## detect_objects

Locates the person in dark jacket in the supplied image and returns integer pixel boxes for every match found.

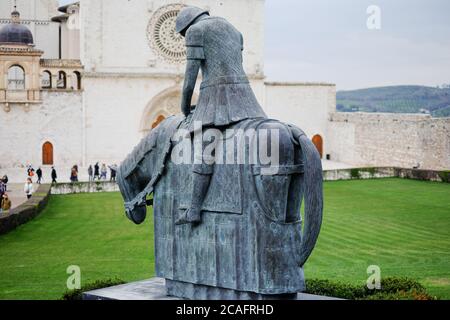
[1,175,7,191]
[36,167,43,184]
[109,165,117,182]
[51,167,57,184]
[94,163,100,181]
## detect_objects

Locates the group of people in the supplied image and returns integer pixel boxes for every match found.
[0,175,11,214]
[26,165,58,185]
[70,163,118,182]
[24,163,117,184]
[87,163,117,182]
[0,163,118,215]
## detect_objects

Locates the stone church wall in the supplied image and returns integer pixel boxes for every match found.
[264,82,336,157]
[0,91,83,171]
[80,0,264,77]
[328,112,450,170]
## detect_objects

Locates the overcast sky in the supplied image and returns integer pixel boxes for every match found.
[59,0,450,90]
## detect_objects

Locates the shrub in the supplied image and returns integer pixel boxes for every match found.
[438,171,450,183]
[61,278,125,300]
[350,169,360,179]
[363,290,435,300]
[305,279,366,299]
[305,277,436,300]
[375,276,426,294]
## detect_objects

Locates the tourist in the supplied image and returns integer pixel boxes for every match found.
[2,175,8,191]
[36,167,43,184]
[51,167,57,184]
[0,193,12,214]
[70,166,78,183]
[101,164,107,180]
[88,165,94,182]
[94,163,100,180]
[109,165,117,182]
[27,165,35,182]
[24,178,34,199]
[0,179,6,204]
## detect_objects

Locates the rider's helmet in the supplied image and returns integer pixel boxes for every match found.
[175,6,209,34]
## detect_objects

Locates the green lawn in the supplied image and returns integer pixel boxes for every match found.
[0,178,449,300]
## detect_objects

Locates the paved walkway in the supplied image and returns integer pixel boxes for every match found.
[3,183,28,210]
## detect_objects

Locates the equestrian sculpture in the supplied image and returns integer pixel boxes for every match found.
[117,6,323,300]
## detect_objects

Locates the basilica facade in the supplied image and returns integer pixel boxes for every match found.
[0,0,448,182]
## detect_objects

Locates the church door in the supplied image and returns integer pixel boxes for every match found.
[312,135,323,159]
[42,142,54,165]
[152,115,166,129]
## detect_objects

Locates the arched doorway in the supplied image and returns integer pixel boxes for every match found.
[312,135,323,159]
[152,115,166,129]
[140,87,198,134]
[42,141,54,165]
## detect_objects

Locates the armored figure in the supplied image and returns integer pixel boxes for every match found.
[175,6,267,224]
[117,6,323,300]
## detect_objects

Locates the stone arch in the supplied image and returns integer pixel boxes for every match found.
[140,86,198,134]
[312,134,323,159]
[7,64,25,90]
[57,71,67,89]
[41,70,52,89]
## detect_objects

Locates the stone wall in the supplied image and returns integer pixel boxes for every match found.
[0,184,51,235]
[264,82,336,157]
[328,112,450,170]
[0,91,83,172]
[51,181,119,195]
[80,0,265,77]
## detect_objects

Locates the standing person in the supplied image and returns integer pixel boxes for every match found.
[24,178,34,200]
[0,179,6,204]
[2,175,8,191]
[1,193,12,214]
[27,165,35,182]
[51,167,57,184]
[94,163,100,181]
[109,165,117,182]
[70,166,78,183]
[101,164,107,180]
[88,165,94,182]
[36,167,43,184]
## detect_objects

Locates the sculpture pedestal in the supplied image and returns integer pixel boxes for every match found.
[82,278,341,300]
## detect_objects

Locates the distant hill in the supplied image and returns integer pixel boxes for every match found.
[336,85,450,117]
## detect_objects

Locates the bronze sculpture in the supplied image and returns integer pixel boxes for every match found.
[117,6,323,300]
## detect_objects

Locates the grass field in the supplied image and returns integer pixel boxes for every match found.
[0,178,449,300]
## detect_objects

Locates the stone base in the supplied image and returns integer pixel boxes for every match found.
[166,279,297,300]
[82,278,341,300]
